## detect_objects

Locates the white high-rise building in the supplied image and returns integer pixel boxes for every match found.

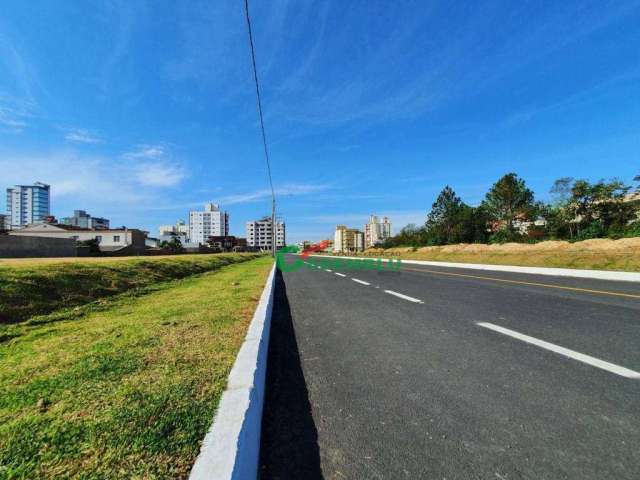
[189,204,229,245]
[246,217,285,250]
[6,182,50,229]
[364,215,391,248]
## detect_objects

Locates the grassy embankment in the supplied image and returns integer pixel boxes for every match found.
[332,237,640,272]
[0,254,273,479]
[0,253,263,323]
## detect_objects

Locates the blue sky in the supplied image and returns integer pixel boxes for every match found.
[1,0,639,243]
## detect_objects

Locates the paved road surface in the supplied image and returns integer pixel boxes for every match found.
[260,255,640,479]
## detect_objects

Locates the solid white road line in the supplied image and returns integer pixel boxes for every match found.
[477,322,640,379]
[384,290,424,304]
[335,272,347,277]
[325,269,333,272]
[352,278,371,286]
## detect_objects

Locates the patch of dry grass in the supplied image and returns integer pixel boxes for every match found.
[355,238,640,271]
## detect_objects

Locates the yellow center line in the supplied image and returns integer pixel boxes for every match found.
[401,266,640,300]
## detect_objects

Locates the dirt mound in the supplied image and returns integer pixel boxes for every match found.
[377,238,640,255]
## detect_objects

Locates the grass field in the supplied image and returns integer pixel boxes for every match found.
[0,253,263,323]
[0,255,273,479]
[337,238,640,272]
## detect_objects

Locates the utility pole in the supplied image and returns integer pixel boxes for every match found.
[272,203,276,258]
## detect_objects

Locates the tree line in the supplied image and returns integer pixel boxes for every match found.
[383,173,640,247]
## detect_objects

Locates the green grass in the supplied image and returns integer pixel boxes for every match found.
[0,253,264,323]
[0,256,273,479]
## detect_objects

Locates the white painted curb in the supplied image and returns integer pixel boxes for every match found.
[309,254,640,283]
[189,262,276,480]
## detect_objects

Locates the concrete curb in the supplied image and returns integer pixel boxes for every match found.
[309,254,640,283]
[189,262,276,480]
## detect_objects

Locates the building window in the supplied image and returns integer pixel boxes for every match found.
[95,235,102,243]
[113,235,121,242]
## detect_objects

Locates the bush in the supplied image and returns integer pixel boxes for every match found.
[624,221,640,238]
[488,229,525,244]
[78,238,101,255]
[574,221,605,241]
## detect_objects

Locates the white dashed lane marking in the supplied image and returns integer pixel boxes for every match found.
[383,290,424,304]
[477,322,640,379]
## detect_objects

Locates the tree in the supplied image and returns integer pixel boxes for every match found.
[425,186,467,245]
[160,236,184,253]
[569,178,633,236]
[590,179,633,233]
[78,238,101,255]
[423,186,493,245]
[383,223,418,248]
[550,177,573,206]
[482,173,535,232]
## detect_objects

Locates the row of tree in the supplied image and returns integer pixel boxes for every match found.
[383,173,640,247]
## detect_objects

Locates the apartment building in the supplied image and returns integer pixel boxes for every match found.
[334,225,364,253]
[364,215,392,248]
[6,182,50,228]
[246,217,285,251]
[0,214,8,231]
[60,210,110,230]
[189,204,228,245]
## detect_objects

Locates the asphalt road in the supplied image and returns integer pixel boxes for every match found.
[260,255,640,479]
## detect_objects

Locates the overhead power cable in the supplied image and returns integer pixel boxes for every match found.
[243,0,277,257]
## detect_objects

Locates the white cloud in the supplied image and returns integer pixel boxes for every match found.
[219,183,329,205]
[0,151,142,206]
[0,95,34,134]
[135,163,186,187]
[120,143,187,187]
[123,144,167,160]
[0,148,189,217]
[64,128,103,144]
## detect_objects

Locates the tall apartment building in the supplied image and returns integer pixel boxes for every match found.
[189,203,228,245]
[334,225,364,253]
[246,217,285,250]
[60,210,110,230]
[364,215,392,248]
[6,182,50,228]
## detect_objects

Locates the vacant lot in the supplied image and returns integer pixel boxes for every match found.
[356,237,640,272]
[0,255,273,479]
[0,253,263,323]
